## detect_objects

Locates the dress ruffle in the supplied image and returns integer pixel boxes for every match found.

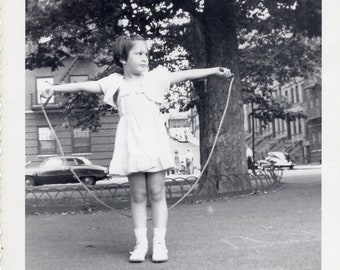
[109,154,174,176]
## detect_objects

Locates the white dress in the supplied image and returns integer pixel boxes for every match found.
[98,66,175,176]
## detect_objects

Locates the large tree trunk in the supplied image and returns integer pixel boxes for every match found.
[190,0,247,194]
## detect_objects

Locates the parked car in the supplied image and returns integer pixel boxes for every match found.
[168,127,189,142]
[257,152,295,170]
[25,156,108,186]
[176,134,188,143]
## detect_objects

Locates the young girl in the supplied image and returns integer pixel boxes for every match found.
[42,34,232,263]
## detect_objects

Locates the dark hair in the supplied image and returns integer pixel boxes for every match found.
[113,34,146,68]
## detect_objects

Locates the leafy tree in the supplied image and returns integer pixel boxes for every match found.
[26,0,321,192]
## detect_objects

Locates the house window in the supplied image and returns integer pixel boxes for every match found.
[295,85,300,103]
[298,117,302,134]
[290,88,295,104]
[292,119,297,135]
[309,90,314,108]
[302,87,306,102]
[315,131,320,147]
[312,132,317,145]
[38,127,56,155]
[36,77,55,104]
[72,128,91,153]
[315,96,320,107]
[43,158,63,167]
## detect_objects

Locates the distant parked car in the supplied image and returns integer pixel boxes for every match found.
[176,134,188,143]
[25,156,108,186]
[257,152,295,170]
[169,127,189,142]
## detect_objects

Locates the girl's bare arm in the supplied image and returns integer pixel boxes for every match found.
[169,67,232,85]
[42,81,102,98]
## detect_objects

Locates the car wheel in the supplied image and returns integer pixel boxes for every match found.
[25,177,35,186]
[82,176,96,185]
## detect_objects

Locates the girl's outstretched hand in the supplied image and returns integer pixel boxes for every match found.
[216,67,233,78]
[41,85,55,99]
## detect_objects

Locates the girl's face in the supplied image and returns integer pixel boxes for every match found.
[123,40,149,75]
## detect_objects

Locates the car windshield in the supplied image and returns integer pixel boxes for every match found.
[41,158,64,167]
[41,157,92,167]
[65,158,92,166]
[76,158,92,165]
[268,152,285,159]
[63,158,92,166]
[65,158,78,166]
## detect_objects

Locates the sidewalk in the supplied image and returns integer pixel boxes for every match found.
[26,180,321,270]
[294,164,322,170]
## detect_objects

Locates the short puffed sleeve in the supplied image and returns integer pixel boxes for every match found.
[98,73,124,108]
[144,66,171,105]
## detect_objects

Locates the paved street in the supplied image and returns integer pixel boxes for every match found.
[26,167,321,270]
[279,165,321,184]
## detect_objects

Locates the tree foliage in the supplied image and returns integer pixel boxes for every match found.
[26,0,320,129]
[237,0,321,123]
[26,0,321,176]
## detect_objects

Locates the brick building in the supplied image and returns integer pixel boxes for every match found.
[243,75,322,164]
[25,57,119,167]
[304,76,322,163]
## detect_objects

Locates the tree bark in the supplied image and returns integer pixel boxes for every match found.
[190,0,247,194]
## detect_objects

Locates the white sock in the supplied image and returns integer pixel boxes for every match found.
[134,228,148,246]
[153,228,166,244]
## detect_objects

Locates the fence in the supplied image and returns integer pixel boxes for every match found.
[25,170,283,214]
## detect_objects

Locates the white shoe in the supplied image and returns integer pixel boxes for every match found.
[152,241,168,263]
[129,244,148,263]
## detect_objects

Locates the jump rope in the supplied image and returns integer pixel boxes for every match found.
[40,68,234,218]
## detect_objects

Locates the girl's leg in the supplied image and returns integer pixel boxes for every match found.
[128,172,148,262]
[128,172,148,228]
[146,171,168,262]
[146,171,168,228]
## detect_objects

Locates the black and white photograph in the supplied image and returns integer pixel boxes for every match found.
[1,0,340,269]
